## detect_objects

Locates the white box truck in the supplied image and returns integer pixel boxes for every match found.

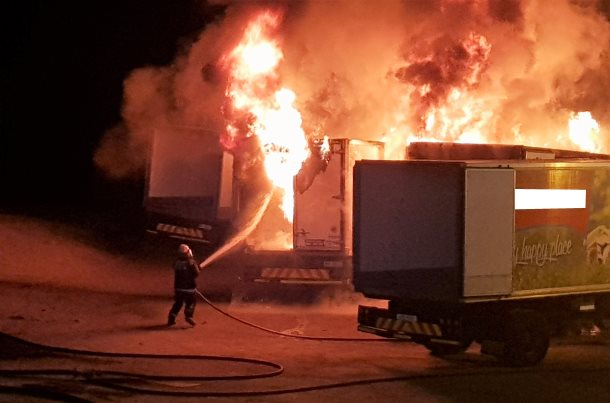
[354,156,610,366]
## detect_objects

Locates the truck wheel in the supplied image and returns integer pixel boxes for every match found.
[425,339,472,356]
[500,309,549,367]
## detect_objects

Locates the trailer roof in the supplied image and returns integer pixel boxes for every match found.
[359,158,610,169]
[407,141,610,161]
[463,159,610,169]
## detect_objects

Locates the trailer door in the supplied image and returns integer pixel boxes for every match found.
[463,168,514,297]
[293,140,344,251]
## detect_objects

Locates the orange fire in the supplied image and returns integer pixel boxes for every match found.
[419,88,494,145]
[392,30,607,155]
[220,11,607,226]
[104,1,610,262]
[568,112,602,154]
[223,11,309,222]
[391,32,495,149]
[419,32,493,145]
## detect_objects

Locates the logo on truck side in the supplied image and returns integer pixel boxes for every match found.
[584,225,610,265]
[514,234,573,267]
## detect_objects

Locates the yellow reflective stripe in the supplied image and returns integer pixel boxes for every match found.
[259,268,331,280]
[156,223,205,239]
[371,316,445,337]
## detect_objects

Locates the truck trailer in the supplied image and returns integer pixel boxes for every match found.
[144,125,383,297]
[144,125,234,248]
[242,137,383,280]
[354,156,610,366]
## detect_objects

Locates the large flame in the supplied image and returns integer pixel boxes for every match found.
[223,11,309,222]
[568,111,602,154]
[391,29,607,155]
[108,0,610,182]
[103,1,610,259]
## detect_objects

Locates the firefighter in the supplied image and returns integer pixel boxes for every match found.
[168,244,200,326]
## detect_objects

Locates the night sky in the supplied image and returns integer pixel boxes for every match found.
[1,1,223,211]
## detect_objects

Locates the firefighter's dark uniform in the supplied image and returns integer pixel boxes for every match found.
[168,255,200,326]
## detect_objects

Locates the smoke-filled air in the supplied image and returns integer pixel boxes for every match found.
[95,0,610,197]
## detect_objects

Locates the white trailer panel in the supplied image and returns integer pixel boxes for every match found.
[463,169,514,297]
[145,125,232,226]
[294,139,383,253]
[148,126,223,198]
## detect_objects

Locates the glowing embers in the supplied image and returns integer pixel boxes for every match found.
[515,189,586,210]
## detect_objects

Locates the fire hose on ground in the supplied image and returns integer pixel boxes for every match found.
[2,329,606,400]
[1,288,609,399]
[194,288,398,342]
[0,287,398,400]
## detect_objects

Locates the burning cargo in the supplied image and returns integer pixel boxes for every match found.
[354,153,610,366]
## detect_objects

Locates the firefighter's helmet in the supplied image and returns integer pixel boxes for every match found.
[178,244,193,258]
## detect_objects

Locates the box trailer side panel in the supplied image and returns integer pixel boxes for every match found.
[146,126,227,223]
[355,160,610,301]
[511,164,610,295]
[353,161,464,301]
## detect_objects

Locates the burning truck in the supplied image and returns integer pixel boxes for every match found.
[354,142,610,366]
[144,123,383,298]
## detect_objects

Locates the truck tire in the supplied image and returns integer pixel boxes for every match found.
[500,309,549,367]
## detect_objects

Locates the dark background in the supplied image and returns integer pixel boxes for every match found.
[1,1,224,218]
